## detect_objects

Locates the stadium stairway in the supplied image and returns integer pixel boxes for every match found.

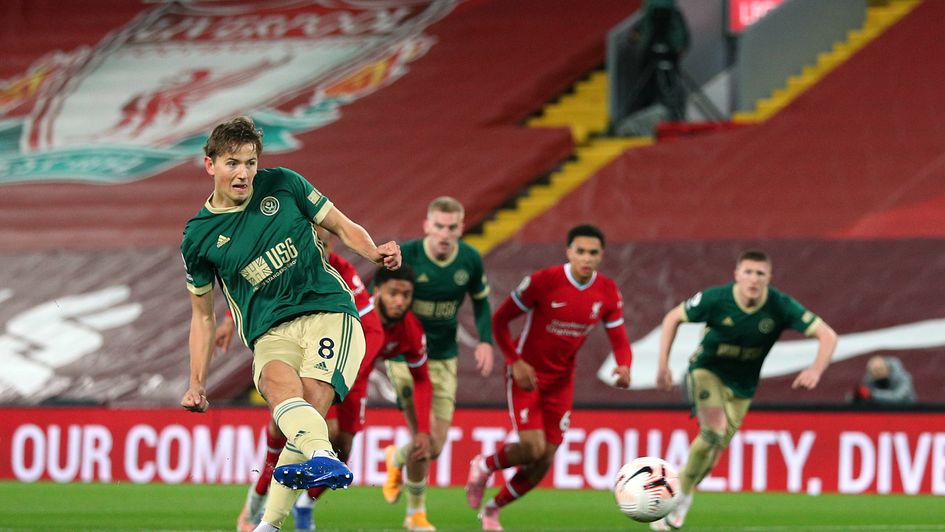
[463,0,921,256]
[0,0,648,406]
[247,70,651,405]
[465,71,652,254]
[0,0,642,250]
[474,0,945,406]
[530,70,609,146]
[735,0,921,124]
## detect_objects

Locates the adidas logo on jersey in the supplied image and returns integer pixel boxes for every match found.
[314,361,328,371]
[417,273,430,283]
[216,235,231,248]
[722,316,735,326]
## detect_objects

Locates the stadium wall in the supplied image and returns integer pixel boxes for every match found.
[4,407,945,495]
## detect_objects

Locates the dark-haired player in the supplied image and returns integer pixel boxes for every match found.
[465,224,634,531]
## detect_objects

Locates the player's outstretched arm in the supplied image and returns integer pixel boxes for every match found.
[320,206,401,269]
[792,321,838,390]
[656,305,685,391]
[181,291,215,413]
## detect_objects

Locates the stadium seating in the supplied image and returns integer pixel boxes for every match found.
[485,0,945,406]
[1,0,943,409]
[0,0,640,405]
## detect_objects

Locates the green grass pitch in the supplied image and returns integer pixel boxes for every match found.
[1,481,944,531]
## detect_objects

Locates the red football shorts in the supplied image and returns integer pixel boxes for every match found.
[505,368,575,445]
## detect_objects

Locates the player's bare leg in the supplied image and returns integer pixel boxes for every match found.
[428,414,450,458]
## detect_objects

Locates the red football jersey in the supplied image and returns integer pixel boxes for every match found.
[378,311,427,366]
[497,264,631,375]
[378,310,432,433]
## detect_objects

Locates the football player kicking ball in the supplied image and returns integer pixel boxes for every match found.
[465,224,633,531]
[179,116,400,532]
[236,264,433,531]
[649,249,837,530]
[234,232,385,531]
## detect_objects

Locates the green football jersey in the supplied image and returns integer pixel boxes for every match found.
[180,167,356,347]
[401,238,491,360]
[681,283,820,398]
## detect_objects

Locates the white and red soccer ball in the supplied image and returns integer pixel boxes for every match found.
[613,456,681,523]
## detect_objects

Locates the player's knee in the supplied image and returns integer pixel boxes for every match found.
[698,428,726,450]
[428,437,446,460]
[260,361,300,396]
[536,449,555,471]
[519,438,546,461]
[301,379,335,414]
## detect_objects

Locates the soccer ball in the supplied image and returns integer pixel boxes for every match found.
[613,456,680,523]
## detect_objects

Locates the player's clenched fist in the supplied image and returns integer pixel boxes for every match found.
[376,241,401,270]
[180,386,210,413]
